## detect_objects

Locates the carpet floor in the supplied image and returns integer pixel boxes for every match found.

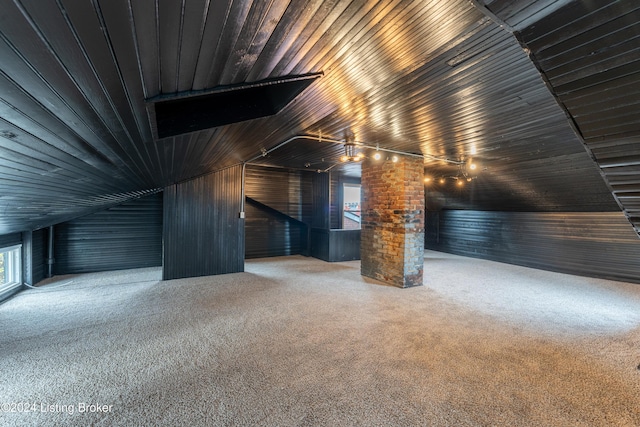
[1,250,639,426]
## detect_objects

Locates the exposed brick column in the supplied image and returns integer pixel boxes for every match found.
[361,155,424,288]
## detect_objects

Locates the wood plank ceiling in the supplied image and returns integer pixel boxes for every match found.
[0,0,637,235]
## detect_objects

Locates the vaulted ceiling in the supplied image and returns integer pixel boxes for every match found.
[0,0,638,236]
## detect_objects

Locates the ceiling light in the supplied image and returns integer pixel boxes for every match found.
[373,152,382,161]
[467,157,478,171]
[392,155,399,163]
[341,143,363,162]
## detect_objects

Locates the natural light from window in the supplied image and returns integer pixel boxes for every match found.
[343,184,361,230]
[0,245,21,297]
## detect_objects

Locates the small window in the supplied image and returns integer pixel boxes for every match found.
[0,244,21,298]
[342,184,361,229]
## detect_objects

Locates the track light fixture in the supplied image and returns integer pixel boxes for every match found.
[340,143,365,162]
[340,144,394,163]
[247,134,485,180]
[424,157,479,187]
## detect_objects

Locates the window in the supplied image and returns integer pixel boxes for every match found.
[342,184,361,229]
[0,245,21,298]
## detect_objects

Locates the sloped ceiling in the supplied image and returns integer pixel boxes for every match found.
[0,0,637,235]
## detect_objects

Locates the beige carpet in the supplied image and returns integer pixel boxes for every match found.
[1,250,639,426]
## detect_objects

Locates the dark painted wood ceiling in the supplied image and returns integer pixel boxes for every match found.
[0,0,638,235]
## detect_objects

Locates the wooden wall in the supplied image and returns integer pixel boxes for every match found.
[244,166,313,259]
[426,210,640,284]
[310,229,360,262]
[0,233,21,248]
[54,193,163,274]
[163,166,243,280]
[30,228,47,284]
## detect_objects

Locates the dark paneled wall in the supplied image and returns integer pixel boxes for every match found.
[245,198,308,258]
[0,233,21,248]
[164,166,243,280]
[312,173,330,229]
[244,166,313,259]
[310,229,360,262]
[54,193,163,274]
[31,228,47,284]
[426,210,640,284]
[245,166,313,222]
[330,172,341,229]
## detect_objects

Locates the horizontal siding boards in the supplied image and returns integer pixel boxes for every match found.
[329,230,360,261]
[244,165,313,258]
[310,228,360,262]
[54,193,163,275]
[426,210,640,284]
[245,203,305,259]
[163,165,243,280]
[244,166,313,221]
[515,1,640,234]
[0,233,21,248]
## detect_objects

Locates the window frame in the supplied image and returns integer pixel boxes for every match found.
[0,244,22,298]
[341,183,362,230]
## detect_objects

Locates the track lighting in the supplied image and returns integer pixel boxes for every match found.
[427,157,479,185]
[340,143,365,162]
[340,144,400,163]
[430,172,477,186]
[340,132,363,162]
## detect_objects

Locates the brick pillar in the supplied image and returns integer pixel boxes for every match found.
[361,155,424,288]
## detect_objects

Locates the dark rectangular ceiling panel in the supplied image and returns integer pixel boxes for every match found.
[152,74,321,138]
